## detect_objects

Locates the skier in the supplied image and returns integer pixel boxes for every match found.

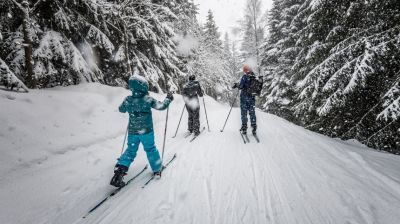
[110,74,174,188]
[232,64,260,135]
[182,75,204,136]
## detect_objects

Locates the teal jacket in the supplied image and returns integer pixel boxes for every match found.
[119,75,171,135]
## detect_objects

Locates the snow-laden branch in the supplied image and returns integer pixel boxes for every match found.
[0,58,29,92]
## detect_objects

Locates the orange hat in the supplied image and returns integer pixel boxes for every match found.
[243,64,252,74]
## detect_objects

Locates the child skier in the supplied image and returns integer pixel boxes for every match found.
[110,74,173,188]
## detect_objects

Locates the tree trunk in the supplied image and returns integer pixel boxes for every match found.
[122,22,132,74]
[21,1,35,88]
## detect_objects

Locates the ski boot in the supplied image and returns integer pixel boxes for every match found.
[153,165,165,180]
[153,170,162,179]
[251,124,257,135]
[110,165,128,187]
[193,130,200,137]
[240,124,247,135]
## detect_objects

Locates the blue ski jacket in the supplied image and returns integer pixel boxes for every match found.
[119,75,171,135]
[238,72,256,100]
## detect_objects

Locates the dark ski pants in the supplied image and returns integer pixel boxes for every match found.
[240,96,256,127]
[117,131,162,172]
[186,104,200,133]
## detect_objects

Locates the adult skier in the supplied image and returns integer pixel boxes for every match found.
[110,74,174,188]
[182,75,204,136]
[232,65,260,135]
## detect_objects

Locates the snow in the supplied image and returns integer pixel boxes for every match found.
[173,34,199,56]
[35,31,67,63]
[310,0,323,10]
[113,45,125,62]
[183,96,200,110]
[78,40,100,72]
[1,84,400,224]
[0,59,29,92]
[343,42,374,94]
[378,82,400,121]
[54,9,70,31]
[86,25,115,55]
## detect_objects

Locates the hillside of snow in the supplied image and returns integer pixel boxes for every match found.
[1,84,400,224]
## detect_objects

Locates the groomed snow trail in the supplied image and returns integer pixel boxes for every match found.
[1,84,400,224]
[77,93,400,224]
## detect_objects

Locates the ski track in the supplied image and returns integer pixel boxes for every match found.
[2,92,400,224]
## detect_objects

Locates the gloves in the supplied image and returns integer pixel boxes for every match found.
[166,92,174,101]
[232,83,239,89]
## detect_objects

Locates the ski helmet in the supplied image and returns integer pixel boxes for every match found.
[189,75,196,81]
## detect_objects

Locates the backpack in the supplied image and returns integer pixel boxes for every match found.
[248,75,263,95]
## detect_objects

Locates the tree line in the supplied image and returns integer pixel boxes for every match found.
[260,0,400,154]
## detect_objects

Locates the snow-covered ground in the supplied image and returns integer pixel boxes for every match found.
[1,84,400,224]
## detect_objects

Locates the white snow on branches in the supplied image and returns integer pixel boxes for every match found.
[86,25,115,55]
[0,59,29,92]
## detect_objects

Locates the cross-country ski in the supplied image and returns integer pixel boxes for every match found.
[189,127,206,142]
[83,165,148,218]
[142,153,177,188]
[252,133,260,143]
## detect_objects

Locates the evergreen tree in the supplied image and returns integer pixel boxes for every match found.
[0,0,193,92]
[223,33,241,82]
[260,0,304,119]
[260,0,400,153]
[203,10,222,52]
[240,0,267,73]
[188,10,234,102]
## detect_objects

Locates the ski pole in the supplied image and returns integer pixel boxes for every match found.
[220,90,240,132]
[202,97,210,132]
[172,104,186,138]
[120,123,129,156]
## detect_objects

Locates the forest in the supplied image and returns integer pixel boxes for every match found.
[1,0,399,154]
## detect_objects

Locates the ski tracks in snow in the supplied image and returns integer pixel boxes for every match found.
[47,100,400,224]
[81,106,400,224]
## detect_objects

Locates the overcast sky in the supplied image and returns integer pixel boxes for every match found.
[193,0,273,41]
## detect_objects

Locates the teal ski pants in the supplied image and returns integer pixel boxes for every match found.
[117,131,162,172]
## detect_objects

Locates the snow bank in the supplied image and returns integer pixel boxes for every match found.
[0,83,128,176]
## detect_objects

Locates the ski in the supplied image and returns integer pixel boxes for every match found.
[142,153,177,188]
[183,132,192,138]
[189,127,206,142]
[239,130,250,143]
[239,130,247,144]
[252,133,260,143]
[244,133,250,143]
[83,165,148,218]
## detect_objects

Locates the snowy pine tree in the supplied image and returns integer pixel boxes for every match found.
[260,0,304,119]
[0,0,195,92]
[261,0,400,153]
[239,0,268,73]
[186,10,235,102]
